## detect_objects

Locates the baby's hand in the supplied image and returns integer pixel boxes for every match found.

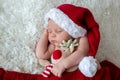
[43,28,48,36]
[96,60,101,70]
[51,61,66,77]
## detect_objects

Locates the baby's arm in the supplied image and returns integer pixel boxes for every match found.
[51,36,89,77]
[62,36,89,69]
[35,29,54,59]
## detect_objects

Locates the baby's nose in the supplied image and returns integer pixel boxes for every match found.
[50,32,56,37]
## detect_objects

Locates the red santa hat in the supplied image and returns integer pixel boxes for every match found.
[44,4,100,57]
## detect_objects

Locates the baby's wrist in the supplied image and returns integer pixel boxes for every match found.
[61,59,69,70]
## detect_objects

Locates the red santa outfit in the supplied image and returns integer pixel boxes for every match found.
[43,3,100,78]
[0,4,120,80]
[0,60,120,80]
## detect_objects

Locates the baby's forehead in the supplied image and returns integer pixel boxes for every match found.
[48,26,63,31]
[48,19,63,30]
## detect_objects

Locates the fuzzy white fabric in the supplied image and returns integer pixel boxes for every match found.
[44,8,87,38]
[78,56,97,77]
[0,0,120,74]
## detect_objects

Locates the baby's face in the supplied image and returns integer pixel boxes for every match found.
[47,19,72,47]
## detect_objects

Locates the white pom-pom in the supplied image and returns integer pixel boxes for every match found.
[78,56,97,77]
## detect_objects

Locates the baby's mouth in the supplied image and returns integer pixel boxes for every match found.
[50,40,57,44]
[50,40,59,46]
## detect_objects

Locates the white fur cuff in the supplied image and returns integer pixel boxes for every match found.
[44,8,87,38]
[78,56,97,77]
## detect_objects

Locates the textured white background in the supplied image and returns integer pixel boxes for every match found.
[0,0,120,73]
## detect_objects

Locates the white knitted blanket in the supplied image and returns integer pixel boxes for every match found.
[0,0,120,74]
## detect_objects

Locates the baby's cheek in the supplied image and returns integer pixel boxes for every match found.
[56,39,62,44]
[48,36,52,42]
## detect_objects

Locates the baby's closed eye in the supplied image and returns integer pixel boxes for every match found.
[56,29,63,33]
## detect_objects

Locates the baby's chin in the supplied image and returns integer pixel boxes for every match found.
[54,43,61,47]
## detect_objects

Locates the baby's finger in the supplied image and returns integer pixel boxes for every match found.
[51,69,55,74]
[57,73,61,77]
[51,71,56,76]
[51,69,58,77]
[45,28,48,32]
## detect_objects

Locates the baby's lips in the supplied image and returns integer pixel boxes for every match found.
[53,50,62,60]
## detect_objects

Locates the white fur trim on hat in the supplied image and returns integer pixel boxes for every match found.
[44,8,87,38]
[78,56,97,77]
